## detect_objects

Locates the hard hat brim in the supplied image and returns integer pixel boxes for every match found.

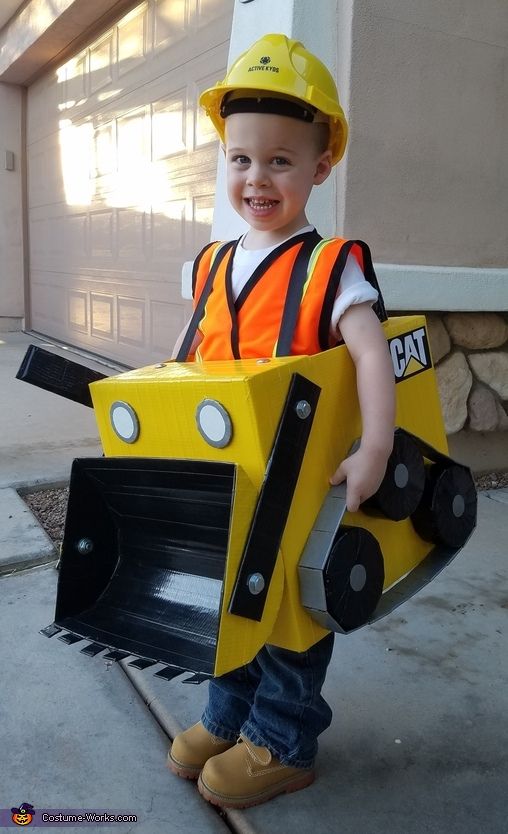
[200,84,348,165]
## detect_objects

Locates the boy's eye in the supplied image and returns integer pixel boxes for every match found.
[232,155,250,165]
[272,157,290,166]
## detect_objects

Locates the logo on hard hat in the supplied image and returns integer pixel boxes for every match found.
[248,56,279,73]
[388,327,431,382]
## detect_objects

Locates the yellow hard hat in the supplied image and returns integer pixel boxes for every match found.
[199,33,348,165]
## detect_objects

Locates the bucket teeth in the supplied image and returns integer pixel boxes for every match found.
[58,632,82,645]
[80,642,107,656]
[103,650,130,662]
[182,673,212,685]
[154,666,183,681]
[127,658,157,670]
[40,624,62,638]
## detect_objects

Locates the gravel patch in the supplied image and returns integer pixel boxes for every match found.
[20,470,508,545]
[474,471,508,491]
[23,487,69,546]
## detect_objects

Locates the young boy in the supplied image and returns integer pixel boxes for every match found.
[168,33,395,808]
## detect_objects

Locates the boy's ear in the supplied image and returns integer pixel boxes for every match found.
[314,150,333,185]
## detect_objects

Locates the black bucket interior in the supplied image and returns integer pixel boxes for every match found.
[55,457,235,674]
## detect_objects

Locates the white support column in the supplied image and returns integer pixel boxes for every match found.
[0,82,25,331]
[211,0,352,241]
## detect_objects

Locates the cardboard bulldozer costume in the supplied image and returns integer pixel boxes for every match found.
[18,315,477,680]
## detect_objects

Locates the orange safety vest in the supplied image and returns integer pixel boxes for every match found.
[176,231,385,362]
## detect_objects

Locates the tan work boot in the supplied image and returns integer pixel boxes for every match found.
[167,722,236,780]
[197,735,315,808]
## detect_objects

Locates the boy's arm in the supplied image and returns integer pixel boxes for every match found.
[330,302,395,512]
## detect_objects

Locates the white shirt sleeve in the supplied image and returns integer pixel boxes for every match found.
[330,253,378,336]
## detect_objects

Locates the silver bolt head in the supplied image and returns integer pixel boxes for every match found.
[76,537,94,555]
[295,400,312,419]
[247,573,265,595]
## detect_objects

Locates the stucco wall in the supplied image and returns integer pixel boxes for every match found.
[0,82,24,327]
[344,0,508,267]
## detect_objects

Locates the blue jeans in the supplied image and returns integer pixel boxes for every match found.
[201,632,334,769]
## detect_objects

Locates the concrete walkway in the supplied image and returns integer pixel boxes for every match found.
[1,331,507,833]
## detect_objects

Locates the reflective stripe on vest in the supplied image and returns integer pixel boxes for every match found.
[189,233,385,361]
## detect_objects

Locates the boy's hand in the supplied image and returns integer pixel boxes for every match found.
[330,446,390,513]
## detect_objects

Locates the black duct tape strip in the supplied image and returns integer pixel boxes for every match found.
[229,373,321,621]
[401,428,451,467]
[16,344,107,407]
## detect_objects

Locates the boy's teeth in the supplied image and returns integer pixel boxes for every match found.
[249,198,276,207]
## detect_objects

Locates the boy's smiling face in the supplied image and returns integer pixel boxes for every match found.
[225,111,332,248]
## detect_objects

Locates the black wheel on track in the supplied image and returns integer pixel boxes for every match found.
[324,526,384,632]
[364,430,426,521]
[411,463,477,548]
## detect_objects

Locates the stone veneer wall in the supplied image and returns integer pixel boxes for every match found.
[425,313,508,439]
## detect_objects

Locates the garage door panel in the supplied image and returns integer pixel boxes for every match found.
[120,101,169,174]
[151,91,188,159]
[28,0,233,365]
[69,290,89,334]
[90,292,115,341]
[153,0,187,51]
[28,138,67,209]
[89,31,116,94]
[30,275,67,331]
[151,201,187,260]
[27,74,62,144]
[118,296,146,348]
[192,193,216,251]
[31,206,90,266]
[117,208,148,260]
[117,3,149,78]
[89,210,115,261]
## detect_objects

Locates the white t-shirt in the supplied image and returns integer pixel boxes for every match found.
[231,226,378,337]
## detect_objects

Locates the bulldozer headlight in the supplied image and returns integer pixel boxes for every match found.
[110,401,140,443]
[196,399,233,448]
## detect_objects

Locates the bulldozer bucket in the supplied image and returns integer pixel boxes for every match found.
[53,456,236,675]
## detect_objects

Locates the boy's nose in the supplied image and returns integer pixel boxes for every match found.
[246,165,270,188]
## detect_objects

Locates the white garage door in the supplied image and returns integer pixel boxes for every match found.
[27,0,234,367]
